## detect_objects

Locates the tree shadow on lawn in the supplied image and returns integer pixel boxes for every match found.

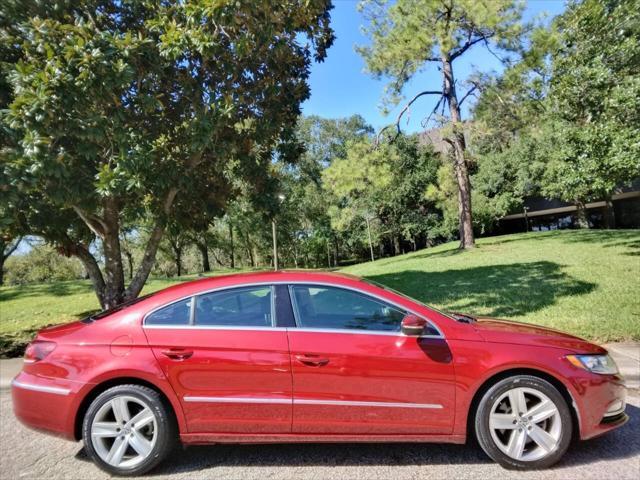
[365,261,596,318]
[0,280,94,302]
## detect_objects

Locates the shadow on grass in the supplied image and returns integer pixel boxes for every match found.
[0,280,94,302]
[365,261,596,318]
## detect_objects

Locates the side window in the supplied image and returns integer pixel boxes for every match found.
[195,286,273,327]
[290,285,405,332]
[145,298,192,326]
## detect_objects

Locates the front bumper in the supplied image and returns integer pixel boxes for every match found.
[11,372,79,440]
[574,372,629,440]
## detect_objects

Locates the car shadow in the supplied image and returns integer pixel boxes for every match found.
[72,402,638,474]
[364,261,595,318]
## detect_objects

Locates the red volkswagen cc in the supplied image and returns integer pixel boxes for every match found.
[12,271,628,476]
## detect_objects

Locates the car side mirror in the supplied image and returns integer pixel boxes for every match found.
[401,314,427,336]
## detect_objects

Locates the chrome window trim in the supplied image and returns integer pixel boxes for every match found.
[141,280,445,339]
[289,283,405,334]
[12,379,71,396]
[143,325,288,332]
[182,395,443,409]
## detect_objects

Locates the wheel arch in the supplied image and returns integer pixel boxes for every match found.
[465,367,581,443]
[73,376,183,441]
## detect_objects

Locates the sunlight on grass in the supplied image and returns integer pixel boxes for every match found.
[344,230,640,342]
[0,230,638,356]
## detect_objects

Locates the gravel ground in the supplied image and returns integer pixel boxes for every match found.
[0,391,638,480]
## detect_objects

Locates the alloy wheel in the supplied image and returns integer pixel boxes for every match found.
[488,386,562,462]
[90,395,158,469]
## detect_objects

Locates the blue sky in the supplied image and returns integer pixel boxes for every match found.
[302,0,566,133]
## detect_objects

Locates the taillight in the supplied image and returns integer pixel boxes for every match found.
[24,341,57,363]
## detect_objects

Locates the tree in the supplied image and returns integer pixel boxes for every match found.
[0,234,22,285]
[358,0,525,248]
[541,0,640,227]
[1,0,333,308]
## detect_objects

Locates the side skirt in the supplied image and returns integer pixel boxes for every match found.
[180,433,466,445]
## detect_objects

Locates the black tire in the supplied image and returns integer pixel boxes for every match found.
[474,375,573,470]
[82,384,177,476]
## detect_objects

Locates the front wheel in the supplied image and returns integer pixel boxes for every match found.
[475,375,573,469]
[82,384,176,476]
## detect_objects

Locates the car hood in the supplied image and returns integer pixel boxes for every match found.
[470,316,605,354]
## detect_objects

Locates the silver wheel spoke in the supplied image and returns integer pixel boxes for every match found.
[526,400,557,424]
[91,394,158,468]
[506,428,527,460]
[489,413,517,430]
[91,422,120,438]
[528,424,557,452]
[111,397,131,424]
[106,436,129,466]
[130,408,155,430]
[508,389,527,415]
[489,386,562,462]
[129,431,153,457]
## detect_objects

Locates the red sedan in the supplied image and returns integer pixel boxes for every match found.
[12,271,628,475]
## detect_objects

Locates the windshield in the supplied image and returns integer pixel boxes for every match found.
[362,278,458,320]
[81,293,156,323]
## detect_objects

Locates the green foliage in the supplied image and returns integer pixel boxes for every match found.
[473,0,640,212]
[358,0,524,112]
[1,0,334,306]
[4,243,84,285]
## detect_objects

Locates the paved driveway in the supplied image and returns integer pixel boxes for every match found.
[1,390,638,480]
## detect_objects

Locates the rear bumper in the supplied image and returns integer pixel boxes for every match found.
[11,372,80,440]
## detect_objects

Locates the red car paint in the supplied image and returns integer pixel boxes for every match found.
[12,271,627,446]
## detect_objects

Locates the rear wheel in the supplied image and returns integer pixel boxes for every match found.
[475,375,573,469]
[82,385,176,476]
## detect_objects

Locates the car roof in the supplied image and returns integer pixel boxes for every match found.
[144,270,365,303]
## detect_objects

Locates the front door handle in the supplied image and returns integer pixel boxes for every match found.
[161,348,193,360]
[295,354,329,367]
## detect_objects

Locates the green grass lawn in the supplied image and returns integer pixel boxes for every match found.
[344,229,640,343]
[1,230,638,356]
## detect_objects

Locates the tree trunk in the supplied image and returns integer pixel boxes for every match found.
[228,223,235,269]
[197,242,211,272]
[124,250,134,280]
[365,216,375,262]
[0,257,4,286]
[174,247,182,277]
[101,198,126,308]
[393,235,401,256]
[442,55,475,249]
[575,201,590,229]
[604,196,616,229]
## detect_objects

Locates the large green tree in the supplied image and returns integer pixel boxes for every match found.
[358,0,525,248]
[1,0,333,307]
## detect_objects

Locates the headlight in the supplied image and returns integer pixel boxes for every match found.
[566,354,619,374]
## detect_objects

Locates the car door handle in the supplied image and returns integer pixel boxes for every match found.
[295,354,329,367]
[161,348,193,360]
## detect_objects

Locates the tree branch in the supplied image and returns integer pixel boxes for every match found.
[73,206,108,238]
[60,240,106,308]
[124,187,178,300]
[450,34,491,61]
[376,90,445,144]
[458,82,479,107]
[2,236,22,261]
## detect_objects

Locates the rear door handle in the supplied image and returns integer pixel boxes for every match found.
[295,354,329,367]
[161,348,193,360]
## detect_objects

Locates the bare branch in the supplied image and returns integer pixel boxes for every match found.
[2,236,22,260]
[73,206,108,238]
[376,90,445,144]
[458,82,480,107]
[450,33,491,61]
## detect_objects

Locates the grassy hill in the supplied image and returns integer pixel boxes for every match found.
[1,230,638,356]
